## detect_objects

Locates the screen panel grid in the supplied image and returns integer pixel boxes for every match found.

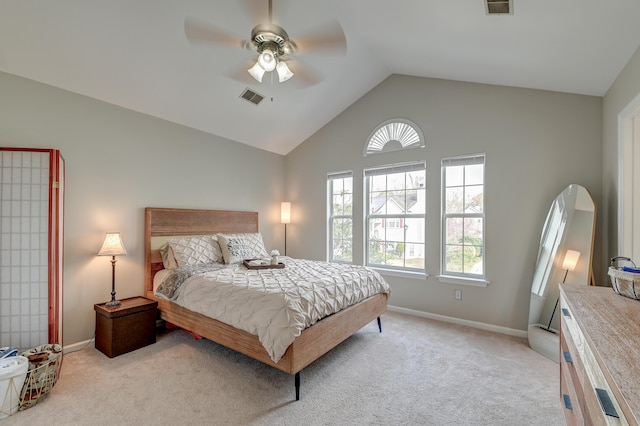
[0,150,49,349]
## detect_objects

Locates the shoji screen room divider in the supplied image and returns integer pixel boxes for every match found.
[0,148,64,350]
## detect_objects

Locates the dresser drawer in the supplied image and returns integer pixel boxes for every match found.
[559,285,640,426]
[561,330,585,414]
[581,338,628,425]
[560,336,585,426]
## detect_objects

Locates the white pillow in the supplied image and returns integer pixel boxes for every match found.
[167,235,223,267]
[217,233,268,264]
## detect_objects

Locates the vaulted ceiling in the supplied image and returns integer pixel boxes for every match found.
[1,0,639,155]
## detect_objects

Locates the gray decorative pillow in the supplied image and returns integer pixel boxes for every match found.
[218,235,256,264]
[217,233,269,259]
[159,243,179,269]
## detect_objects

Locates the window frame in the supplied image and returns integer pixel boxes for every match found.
[440,154,486,280]
[364,161,426,273]
[364,118,425,156]
[327,171,354,263]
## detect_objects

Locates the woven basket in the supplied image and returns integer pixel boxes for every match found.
[608,267,640,300]
[18,344,62,410]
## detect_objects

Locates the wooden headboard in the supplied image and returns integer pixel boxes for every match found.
[144,208,259,297]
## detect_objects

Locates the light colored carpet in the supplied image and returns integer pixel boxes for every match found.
[2,312,563,425]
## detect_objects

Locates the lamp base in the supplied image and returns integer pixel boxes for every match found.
[105,300,121,308]
[537,324,558,335]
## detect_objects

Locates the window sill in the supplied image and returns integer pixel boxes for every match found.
[436,275,490,287]
[371,267,428,280]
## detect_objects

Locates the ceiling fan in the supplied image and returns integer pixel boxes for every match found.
[184,0,347,87]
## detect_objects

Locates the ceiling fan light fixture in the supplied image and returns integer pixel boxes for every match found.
[276,61,294,82]
[258,49,277,72]
[248,61,266,82]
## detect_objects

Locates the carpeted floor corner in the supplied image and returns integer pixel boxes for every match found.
[1,311,563,425]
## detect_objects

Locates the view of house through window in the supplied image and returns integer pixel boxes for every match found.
[365,162,426,271]
[441,154,485,277]
[328,171,353,263]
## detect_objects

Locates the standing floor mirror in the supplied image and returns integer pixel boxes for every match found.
[528,184,596,362]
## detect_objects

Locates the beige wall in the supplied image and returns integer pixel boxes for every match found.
[285,75,603,332]
[4,59,629,344]
[0,71,286,347]
[602,46,640,263]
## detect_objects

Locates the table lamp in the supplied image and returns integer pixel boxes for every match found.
[97,232,127,308]
[281,202,291,255]
[545,249,581,332]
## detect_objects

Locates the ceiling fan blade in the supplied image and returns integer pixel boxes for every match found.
[294,21,347,56]
[184,17,247,49]
[285,58,326,88]
[239,0,268,25]
[224,59,260,85]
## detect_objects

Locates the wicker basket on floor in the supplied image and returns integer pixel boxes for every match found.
[19,344,62,410]
[608,267,640,300]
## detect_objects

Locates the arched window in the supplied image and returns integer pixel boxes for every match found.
[364,119,424,156]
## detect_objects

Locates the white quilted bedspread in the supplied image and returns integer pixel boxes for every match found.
[164,258,390,363]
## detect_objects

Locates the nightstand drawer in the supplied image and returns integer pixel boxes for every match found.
[94,296,158,358]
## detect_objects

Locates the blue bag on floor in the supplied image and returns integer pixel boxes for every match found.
[0,347,18,359]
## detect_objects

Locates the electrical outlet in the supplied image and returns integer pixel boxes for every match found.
[455,289,462,300]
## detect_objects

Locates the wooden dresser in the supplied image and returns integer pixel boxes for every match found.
[560,284,640,425]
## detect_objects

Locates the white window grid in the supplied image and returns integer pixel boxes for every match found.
[365,162,426,272]
[328,171,353,263]
[441,154,486,278]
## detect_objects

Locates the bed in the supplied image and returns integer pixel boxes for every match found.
[144,207,390,400]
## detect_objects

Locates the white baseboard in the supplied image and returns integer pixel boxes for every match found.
[387,305,528,339]
[63,338,94,354]
[62,308,526,354]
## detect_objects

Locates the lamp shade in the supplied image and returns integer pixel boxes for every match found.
[281,202,291,224]
[276,61,294,82]
[248,61,266,82]
[562,249,580,271]
[97,232,127,256]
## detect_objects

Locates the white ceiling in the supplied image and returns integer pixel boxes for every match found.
[1,0,640,155]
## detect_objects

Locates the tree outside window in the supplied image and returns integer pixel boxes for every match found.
[365,163,426,271]
[441,154,485,277]
[328,172,353,263]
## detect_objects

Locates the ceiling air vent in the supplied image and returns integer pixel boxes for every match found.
[486,0,513,15]
[240,88,264,105]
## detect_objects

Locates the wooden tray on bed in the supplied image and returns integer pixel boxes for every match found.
[243,259,285,269]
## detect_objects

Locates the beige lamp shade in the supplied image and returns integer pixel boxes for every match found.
[97,232,127,256]
[281,202,291,224]
[562,249,580,272]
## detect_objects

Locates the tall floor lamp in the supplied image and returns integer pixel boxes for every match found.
[97,232,127,308]
[545,249,581,332]
[281,202,291,256]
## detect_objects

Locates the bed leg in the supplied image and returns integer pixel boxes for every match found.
[295,372,300,401]
[377,316,382,332]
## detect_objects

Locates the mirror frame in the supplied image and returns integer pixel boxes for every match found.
[528,184,596,361]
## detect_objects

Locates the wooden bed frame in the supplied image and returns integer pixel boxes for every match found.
[144,207,388,400]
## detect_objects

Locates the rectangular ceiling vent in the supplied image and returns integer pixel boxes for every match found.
[486,0,513,15]
[240,88,265,105]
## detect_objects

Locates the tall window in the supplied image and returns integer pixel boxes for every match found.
[441,154,485,277]
[365,162,426,271]
[328,171,353,263]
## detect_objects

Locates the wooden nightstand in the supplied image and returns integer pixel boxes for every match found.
[94,296,158,358]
